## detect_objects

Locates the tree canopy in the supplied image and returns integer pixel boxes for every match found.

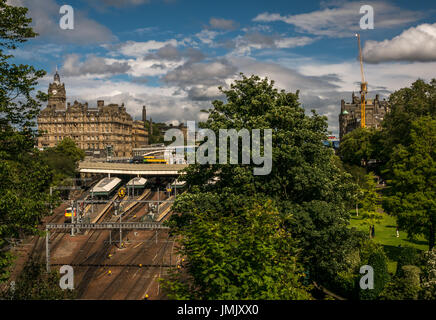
[337,79,436,251]
[164,197,311,299]
[338,127,376,167]
[165,74,364,298]
[0,259,76,300]
[359,172,383,238]
[0,0,53,282]
[39,137,85,186]
[380,79,436,160]
[383,116,435,250]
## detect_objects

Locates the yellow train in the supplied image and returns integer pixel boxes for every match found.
[143,156,167,164]
[64,207,77,223]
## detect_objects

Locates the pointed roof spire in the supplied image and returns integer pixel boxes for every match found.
[54,66,60,84]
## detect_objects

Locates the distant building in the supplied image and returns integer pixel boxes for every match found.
[37,71,149,158]
[339,92,390,140]
[132,120,149,149]
[160,123,188,141]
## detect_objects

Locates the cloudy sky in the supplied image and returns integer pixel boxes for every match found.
[7,0,436,136]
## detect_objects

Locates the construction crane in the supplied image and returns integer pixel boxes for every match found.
[355,33,367,128]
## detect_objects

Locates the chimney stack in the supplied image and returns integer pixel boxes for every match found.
[142,106,147,126]
[97,100,104,108]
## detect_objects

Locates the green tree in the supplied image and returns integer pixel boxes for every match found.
[40,148,76,184]
[420,248,436,299]
[359,244,390,300]
[383,117,436,250]
[338,127,376,167]
[40,138,85,186]
[163,197,311,299]
[0,0,53,281]
[395,246,420,277]
[0,259,75,300]
[339,163,367,217]
[343,163,367,188]
[380,265,421,300]
[359,172,383,238]
[0,0,46,131]
[378,79,436,164]
[168,74,364,298]
[144,121,165,144]
[54,137,85,164]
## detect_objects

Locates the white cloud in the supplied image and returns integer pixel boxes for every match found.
[101,40,204,78]
[227,54,436,135]
[229,56,339,92]
[208,18,239,30]
[97,0,150,7]
[363,22,436,63]
[115,39,180,57]
[7,0,115,44]
[163,59,237,100]
[39,74,207,124]
[128,57,184,77]
[273,36,315,48]
[44,51,436,137]
[231,33,315,55]
[225,56,349,134]
[295,57,436,134]
[253,1,422,38]
[298,60,436,93]
[195,30,221,45]
[62,54,131,77]
[143,45,205,62]
[8,44,64,61]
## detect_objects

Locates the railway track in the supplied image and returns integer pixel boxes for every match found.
[95,231,159,299]
[62,189,150,297]
[112,189,155,222]
[24,183,178,299]
[126,232,173,300]
[42,185,110,261]
[66,192,126,297]
[28,191,84,261]
[98,230,173,300]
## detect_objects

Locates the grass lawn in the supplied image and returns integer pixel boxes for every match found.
[349,212,428,274]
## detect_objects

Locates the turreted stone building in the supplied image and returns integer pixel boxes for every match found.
[339,92,390,140]
[37,71,148,157]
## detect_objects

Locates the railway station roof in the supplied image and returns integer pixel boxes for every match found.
[126,177,147,188]
[79,161,187,176]
[91,177,122,195]
[171,179,186,188]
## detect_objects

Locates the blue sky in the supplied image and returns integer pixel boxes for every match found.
[7,0,436,135]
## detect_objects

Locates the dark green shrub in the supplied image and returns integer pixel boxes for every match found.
[380,265,421,300]
[0,259,76,300]
[359,246,390,300]
[419,249,436,299]
[396,247,419,276]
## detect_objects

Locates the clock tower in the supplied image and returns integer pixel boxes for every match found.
[48,69,66,110]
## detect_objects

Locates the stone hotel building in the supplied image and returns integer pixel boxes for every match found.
[37,72,148,157]
[339,92,390,140]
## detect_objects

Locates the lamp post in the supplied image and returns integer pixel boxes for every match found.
[113,199,121,247]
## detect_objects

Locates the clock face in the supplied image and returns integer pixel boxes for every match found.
[52,89,57,95]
